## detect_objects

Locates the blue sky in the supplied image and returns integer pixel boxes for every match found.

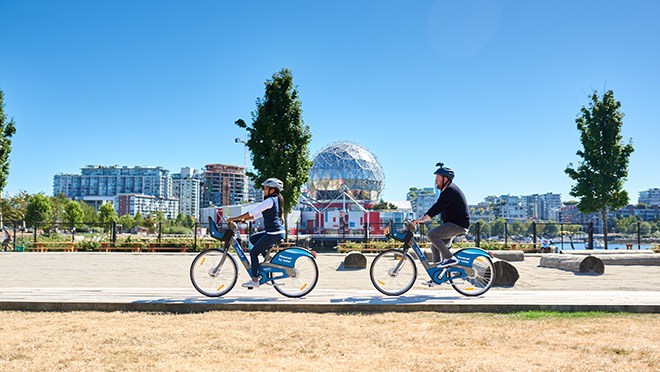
[1,0,658,205]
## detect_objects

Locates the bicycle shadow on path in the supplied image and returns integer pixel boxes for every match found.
[134,296,287,304]
[330,294,472,305]
[133,294,476,305]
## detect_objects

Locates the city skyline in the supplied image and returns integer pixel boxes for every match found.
[1,1,658,205]
[51,161,659,207]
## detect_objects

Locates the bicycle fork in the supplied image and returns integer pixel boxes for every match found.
[209,249,230,277]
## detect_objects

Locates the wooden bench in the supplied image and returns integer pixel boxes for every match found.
[97,242,142,252]
[148,243,189,252]
[30,242,77,252]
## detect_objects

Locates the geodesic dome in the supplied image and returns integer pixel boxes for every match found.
[307,141,384,201]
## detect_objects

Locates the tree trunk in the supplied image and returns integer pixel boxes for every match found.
[602,208,608,250]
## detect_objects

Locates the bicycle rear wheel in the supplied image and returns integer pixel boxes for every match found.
[190,249,238,297]
[272,253,319,298]
[450,254,495,296]
[370,249,417,296]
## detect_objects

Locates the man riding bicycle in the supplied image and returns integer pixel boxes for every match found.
[412,163,470,282]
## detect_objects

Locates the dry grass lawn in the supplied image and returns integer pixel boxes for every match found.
[1,311,659,372]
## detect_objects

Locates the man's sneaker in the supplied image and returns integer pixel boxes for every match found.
[437,257,458,268]
[421,279,436,287]
[241,280,260,288]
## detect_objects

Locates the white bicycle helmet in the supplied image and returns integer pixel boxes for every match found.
[262,178,284,191]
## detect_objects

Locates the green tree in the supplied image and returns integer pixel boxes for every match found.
[542,221,560,235]
[134,211,144,227]
[98,203,118,227]
[79,201,98,224]
[490,217,506,237]
[565,90,634,249]
[511,220,525,236]
[184,215,195,228]
[117,214,134,230]
[236,68,313,230]
[175,212,185,226]
[0,88,17,227]
[0,191,30,222]
[143,216,156,231]
[372,200,398,210]
[50,193,69,223]
[25,193,54,228]
[63,201,83,228]
[615,216,636,234]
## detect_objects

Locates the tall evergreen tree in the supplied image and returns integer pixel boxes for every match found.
[236,68,313,230]
[565,90,634,249]
[0,88,17,227]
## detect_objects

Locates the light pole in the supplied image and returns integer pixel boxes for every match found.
[234,137,248,170]
[235,136,250,202]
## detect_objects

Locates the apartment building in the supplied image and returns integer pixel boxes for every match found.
[406,187,436,219]
[116,194,179,220]
[171,167,201,219]
[53,165,173,210]
[639,188,660,207]
[201,164,247,207]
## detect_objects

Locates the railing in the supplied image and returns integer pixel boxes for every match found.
[4,218,658,252]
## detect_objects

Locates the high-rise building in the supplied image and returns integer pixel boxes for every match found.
[539,193,562,221]
[201,164,247,207]
[521,194,539,219]
[116,194,179,220]
[247,178,264,203]
[639,188,660,207]
[53,165,172,210]
[172,167,201,219]
[406,187,436,219]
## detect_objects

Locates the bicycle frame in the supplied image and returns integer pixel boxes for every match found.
[389,221,493,285]
[209,219,314,285]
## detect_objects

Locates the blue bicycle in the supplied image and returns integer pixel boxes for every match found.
[370,220,496,296]
[190,217,319,298]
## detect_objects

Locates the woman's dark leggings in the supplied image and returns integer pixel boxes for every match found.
[248,231,285,279]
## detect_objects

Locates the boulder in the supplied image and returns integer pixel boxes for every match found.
[343,251,367,269]
[561,249,655,255]
[540,254,604,274]
[493,258,519,287]
[490,250,524,262]
[595,254,660,266]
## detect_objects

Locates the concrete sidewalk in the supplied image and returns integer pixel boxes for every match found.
[1,287,658,313]
[1,252,659,313]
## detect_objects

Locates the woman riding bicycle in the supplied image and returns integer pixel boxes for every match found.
[227,178,286,288]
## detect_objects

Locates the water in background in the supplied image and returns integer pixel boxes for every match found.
[556,242,653,252]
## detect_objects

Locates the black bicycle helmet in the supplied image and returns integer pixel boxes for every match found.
[434,162,455,180]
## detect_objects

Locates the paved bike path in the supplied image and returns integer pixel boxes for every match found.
[1,287,658,313]
[1,252,659,313]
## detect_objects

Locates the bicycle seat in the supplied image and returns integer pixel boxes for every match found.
[263,239,284,261]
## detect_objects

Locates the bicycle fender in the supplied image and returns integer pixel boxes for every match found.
[271,248,315,266]
[454,248,492,266]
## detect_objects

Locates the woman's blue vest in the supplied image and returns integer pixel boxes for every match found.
[262,196,285,233]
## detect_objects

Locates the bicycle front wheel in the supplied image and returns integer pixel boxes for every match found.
[273,253,319,298]
[190,249,238,297]
[450,255,495,296]
[370,249,417,296]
